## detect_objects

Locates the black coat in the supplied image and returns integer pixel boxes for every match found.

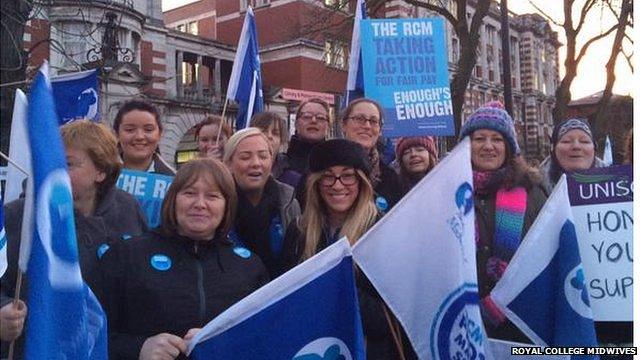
[0,187,147,358]
[281,221,417,360]
[277,135,322,189]
[373,160,403,212]
[101,230,269,359]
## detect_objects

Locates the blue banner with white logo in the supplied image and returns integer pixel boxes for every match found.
[115,169,174,228]
[187,239,364,360]
[360,18,454,137]
[24,62,107,359]
[51,69,100,124]
[491,176,599,355]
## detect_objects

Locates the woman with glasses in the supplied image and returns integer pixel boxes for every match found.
[281,139,417,359]
[341,98,403,211]
[278,98,331,189]
[224,128,301,278]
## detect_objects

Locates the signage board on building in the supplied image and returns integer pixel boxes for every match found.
[566,165,632,322]
[281,88,335,105]
[360,18,454,137]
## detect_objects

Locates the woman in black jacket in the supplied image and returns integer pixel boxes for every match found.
[101,159,268,360]
[282,139,416,360]
[459,101,547,342]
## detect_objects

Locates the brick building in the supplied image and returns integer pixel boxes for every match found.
[167,0,560,160]
[17,0,560,166]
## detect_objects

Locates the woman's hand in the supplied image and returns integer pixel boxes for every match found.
[139,333,186,360]
[0,300,27,342]
[183,327,201,344]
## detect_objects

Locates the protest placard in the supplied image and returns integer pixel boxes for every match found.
[360,18,454,137]
[116,169,174,228]
[567,165,632,321]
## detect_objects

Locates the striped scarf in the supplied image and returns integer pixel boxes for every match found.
[474,171,527,327]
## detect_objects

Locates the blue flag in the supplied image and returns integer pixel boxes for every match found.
[344,0,367,106]
[227,7,263,129]
[491,175,598,356]
[187,239,365,360]
[24,62,107,359]
[51,69,99,124]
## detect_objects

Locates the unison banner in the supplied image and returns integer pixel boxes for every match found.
[116,169,174,228]
[360,18,454,137]
[566,165,633,321]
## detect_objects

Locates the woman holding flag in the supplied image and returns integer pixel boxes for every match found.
[1,120,148,357]
[281,139,417,359]
[113,100,176,175]
[100,158,268,360]
[459,101,547,342]
[341,98,403,212]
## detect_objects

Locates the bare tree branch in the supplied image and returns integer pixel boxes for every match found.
[575,22,619,63]
[575,0,598,34]
[526,0,562,26]
[402,0,458,28]
[621,48,634,72]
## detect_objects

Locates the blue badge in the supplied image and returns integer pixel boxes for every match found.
[150,254,172,271]
[97,243,110,259]
[375,196,388,212]
[233,247,252,259]
[121,234,132,241]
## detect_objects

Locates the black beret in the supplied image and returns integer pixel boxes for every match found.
[309,139,371,175]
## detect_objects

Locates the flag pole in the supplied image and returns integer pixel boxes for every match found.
[7,270,24,360]
[216,98,230,145]
[0,151,29,176]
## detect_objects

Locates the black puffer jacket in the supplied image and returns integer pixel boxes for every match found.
[100,230,269,359]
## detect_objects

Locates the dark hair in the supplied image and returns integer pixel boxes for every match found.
[194,115,232,140]
[113,100,162,134]
[160,158,237,239]
[250,111,288,147]
[341,97,384,125]
[295,98,331,122]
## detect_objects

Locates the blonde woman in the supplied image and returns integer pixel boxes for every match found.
[281,139,417,360]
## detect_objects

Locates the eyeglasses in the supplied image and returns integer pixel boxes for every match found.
[348,115,380,127]
[299,112,329,123]
[320,172,358,187]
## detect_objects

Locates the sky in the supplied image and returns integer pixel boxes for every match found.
[162,0,635,99]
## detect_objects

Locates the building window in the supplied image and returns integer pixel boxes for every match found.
[324,0,348,9]
[324,40,349,70]
[475,65,483,79]
[188,21,198,35]
[241,0,270,10]
[177,24,185,32]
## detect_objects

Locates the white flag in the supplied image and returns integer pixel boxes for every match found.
[353,138,486,359]
[5,89,30,202]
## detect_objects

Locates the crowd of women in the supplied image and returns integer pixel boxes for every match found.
[0,97,631,359]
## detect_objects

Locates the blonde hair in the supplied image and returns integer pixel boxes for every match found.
[299,169,377,260]
[61,120,121,199]
[223,127,273,163]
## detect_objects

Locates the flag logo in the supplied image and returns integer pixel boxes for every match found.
[38,168,83,289]
[455,182,474,215]
[448,182,474,262]
[565,264,592,318]
[293,337,353,360]
[430,283,484,360]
